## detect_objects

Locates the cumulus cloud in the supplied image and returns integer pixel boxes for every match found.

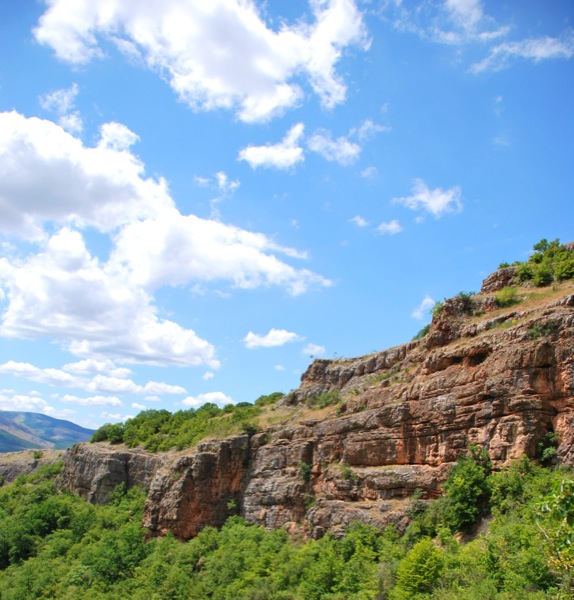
[0,113,330,367]
[34,0,368,123]
[471,31,574,73]
[0,228,219,368]
[239,123,305,169]
[302,343,326,357]
[0,112,171,239]
[377,219,403,235]
[244,328,303,349]
[307,130,361,165]
[109,208,327,295]
[182,391,234,407]
[0,360,187,395]
[393,179,462,218]
[411,295,435,320]
[131,402,146,410]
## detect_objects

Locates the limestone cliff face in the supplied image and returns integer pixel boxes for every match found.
[54,277,574,539]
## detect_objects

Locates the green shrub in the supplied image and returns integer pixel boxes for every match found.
[299,462,312,482]
[254,392,285,407]
[393,538,444,597]
[527,322,558,339]
[495,286,520,308]
[456,291,476,314]
[306,390,341,409]
[431,301,444,319]
[412,323,431,340]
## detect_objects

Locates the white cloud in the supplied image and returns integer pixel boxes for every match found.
[61,394,123,407]
[0,360,187,396]
[350,215,369,227]
[143,381,187,395]
[144,395,162,402]
[393,178,462,218]
[0,391,75,419]
[203,371,214,381]
[388,0,508,46]
[239,123,305,169]
[62,359,132,378]
[411,295,435,320]
[377,219,403,235]
[39,83,83,134]
[351,119,390,140]
[0,228,219,368]
[445,0,483,31]
[109,208,328,295]
[34,0,368,123]
[101,411,130,422]
[303,343,326,357]
[244,328,303,349]
[40,83,79,114]
[471,31,574,73]
[274,364,285,371]
[0,113,330,367]
[182,391,234,407]
[131,402,146,410]
[0,112,172,239]
[307,130,361,165]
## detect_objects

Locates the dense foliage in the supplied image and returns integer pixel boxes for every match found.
[1,451,574,599]
[500,238,574,286]
[91,402,265,451]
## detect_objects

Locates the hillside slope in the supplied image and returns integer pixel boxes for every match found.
[0,411,94,451]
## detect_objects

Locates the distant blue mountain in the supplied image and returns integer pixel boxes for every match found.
[0,411,94,452]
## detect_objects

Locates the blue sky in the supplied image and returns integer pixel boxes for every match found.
[0,0,572,429]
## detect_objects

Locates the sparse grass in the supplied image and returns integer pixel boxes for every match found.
[305,390,342,409]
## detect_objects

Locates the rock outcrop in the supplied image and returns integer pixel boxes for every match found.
[0,449,63,483]
[48,280,574,539]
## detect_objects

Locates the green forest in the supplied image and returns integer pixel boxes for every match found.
[0,450,573,599]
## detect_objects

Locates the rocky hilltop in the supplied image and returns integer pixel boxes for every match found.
[46,264,574,540]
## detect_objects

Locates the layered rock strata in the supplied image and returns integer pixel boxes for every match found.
[54,280,574,539]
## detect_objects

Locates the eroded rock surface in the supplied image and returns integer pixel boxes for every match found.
[51,282,574,539]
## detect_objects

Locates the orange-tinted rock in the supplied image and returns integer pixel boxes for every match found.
[52,283,574,539]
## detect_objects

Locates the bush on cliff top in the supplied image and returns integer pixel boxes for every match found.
[502,238,574,287]
[91,402,263,451]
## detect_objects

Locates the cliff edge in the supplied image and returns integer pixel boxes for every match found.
[45,270,574,538]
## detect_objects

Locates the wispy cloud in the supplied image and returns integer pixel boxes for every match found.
[307,130,361,165]
[471,31,574,73]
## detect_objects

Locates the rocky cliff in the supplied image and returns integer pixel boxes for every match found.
[51,274,574,539]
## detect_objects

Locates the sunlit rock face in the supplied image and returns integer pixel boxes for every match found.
[54,277,574,539]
